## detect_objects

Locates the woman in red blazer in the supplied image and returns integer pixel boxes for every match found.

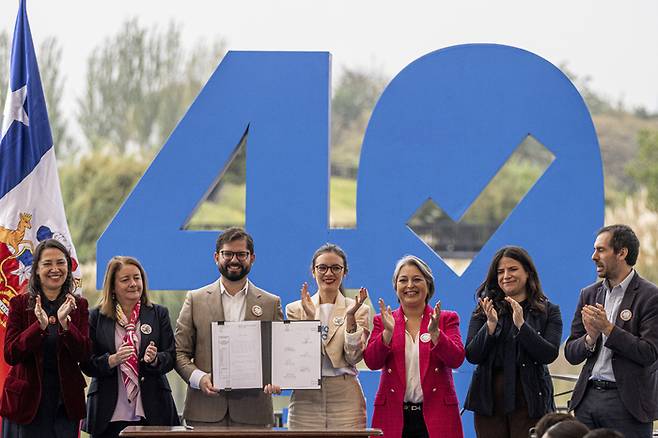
[364,255,465,438]
[0,239,90,437]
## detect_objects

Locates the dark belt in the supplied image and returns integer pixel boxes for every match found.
[403,402,423,411]
[589,379,617,390]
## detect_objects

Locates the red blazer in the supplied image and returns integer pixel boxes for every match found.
[0,292,90,424]
[364,305,465,438]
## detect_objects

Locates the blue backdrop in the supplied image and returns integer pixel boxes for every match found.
[97,44,604,437]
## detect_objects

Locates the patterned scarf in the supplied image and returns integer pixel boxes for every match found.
[116,301,141,403]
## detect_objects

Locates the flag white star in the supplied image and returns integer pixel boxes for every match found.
[11,260,31,285]
[1,85,30,139]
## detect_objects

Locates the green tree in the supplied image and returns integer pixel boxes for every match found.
[331,68,387,177]
[627,129,658,209]
[60,152,148,262]
[78,18,225,155]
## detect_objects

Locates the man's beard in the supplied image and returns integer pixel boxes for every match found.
[219,262,251,281]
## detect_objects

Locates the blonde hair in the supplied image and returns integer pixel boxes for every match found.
[99,256,152,318]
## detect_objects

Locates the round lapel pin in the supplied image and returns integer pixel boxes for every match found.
[252,305,263,317]
[420,333,431,343]
[48,315,57,325]
[333,316,344,326]
[619,309,632,321]
[140,324,152,335]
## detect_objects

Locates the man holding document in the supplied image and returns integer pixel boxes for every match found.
[174,227,284,427]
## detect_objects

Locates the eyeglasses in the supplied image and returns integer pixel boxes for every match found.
[219,250,250,261]
[315,265,344,274]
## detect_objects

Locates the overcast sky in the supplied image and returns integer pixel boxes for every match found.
[2,0,658,115]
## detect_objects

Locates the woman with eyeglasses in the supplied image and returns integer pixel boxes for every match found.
[267,243,370,429]
[463,246,562,438]
[364,255,465,438]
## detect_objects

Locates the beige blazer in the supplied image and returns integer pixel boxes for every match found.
[286,292,370,369]
[174,279,283,424]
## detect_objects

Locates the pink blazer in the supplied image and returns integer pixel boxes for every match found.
[364,305,465,438]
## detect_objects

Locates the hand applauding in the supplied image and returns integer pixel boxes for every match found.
[345,287,368,333]
[378,298,395,345]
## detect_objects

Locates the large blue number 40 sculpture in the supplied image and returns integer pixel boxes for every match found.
[97,44,603,435]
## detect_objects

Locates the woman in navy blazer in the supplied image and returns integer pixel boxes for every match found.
[464,246,562,438]
[0,239,90,437]
[82,256,179,438]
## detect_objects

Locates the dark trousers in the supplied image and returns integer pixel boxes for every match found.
[575,385,653,438]
[402,403,429,438]
[474,371,538,438]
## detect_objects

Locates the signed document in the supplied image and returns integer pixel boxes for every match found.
[272,321,322,389]
[211,321,321,390]
[211,321,263,390]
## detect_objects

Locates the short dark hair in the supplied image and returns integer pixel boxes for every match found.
[597,224,640,266]
[544,420,589,438]
[215,227,254,254]
[583,429,624,438]
[533,413,576,438]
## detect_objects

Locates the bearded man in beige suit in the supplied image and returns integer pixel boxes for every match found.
[175,227,283,427]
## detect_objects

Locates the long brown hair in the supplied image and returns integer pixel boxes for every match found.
[475,246,546,316]
[99,256,152,319]
[27,239,75,309]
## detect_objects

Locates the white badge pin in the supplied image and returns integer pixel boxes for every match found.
[420,333,432,343]
[620,309,632,321]
[333,316,345,326]
[140,324,152,335]
[252,305,263,317]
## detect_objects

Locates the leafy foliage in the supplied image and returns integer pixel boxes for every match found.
[77,19,225,155]
[627,130,658,209]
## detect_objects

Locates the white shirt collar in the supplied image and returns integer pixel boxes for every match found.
[219,278,249,297]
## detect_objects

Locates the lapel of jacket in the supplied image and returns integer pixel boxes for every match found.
[419,305,432,381]
[393,308,407,387]
[138,304,156,356]
[244,281,263,321]
[614,272,639,329]
[325,292,346,346]
[595,282,606,306]
[209,279,225,322]
[100,311,117,354]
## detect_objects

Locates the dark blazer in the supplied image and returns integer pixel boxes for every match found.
[81,303,179,435]
[464,300,562,418]
[565,272,658,423]
[0,292,90,424]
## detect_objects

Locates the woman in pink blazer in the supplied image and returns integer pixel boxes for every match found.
[364,255,465,438]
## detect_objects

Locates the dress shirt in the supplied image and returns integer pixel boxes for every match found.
[590,269,634,382]
[403,317,423,403]
[189,279,249,389]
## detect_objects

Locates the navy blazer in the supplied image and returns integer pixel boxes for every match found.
[565,272,658,423]
[81,303,179,435]
[464,300,562,418]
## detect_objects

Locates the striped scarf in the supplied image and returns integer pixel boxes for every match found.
[116,301,141,403]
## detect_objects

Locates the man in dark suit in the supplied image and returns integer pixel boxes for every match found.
[174,227,283,427]
[565,224,658,438]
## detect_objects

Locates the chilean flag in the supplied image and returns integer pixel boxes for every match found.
[0,0,81,395]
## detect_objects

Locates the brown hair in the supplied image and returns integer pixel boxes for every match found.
[310,243,349,293]
[27,239,75,309]
[99,256,152,318]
